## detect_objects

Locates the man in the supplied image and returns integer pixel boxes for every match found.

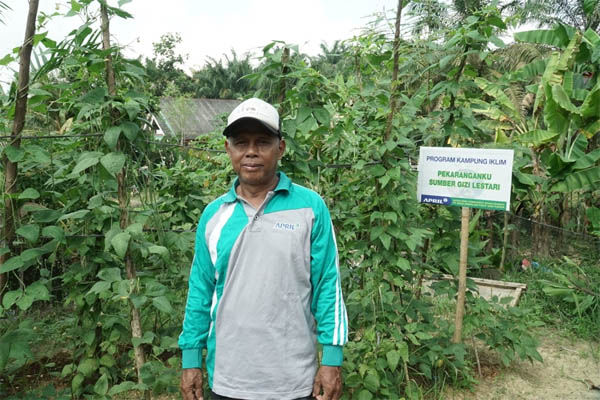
[179,98,348,400]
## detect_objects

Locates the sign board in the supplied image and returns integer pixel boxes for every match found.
[417,147,514,211]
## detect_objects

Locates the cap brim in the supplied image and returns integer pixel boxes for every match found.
[223,117,280,137]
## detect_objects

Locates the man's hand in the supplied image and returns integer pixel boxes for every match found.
[312,365,342,400]
[181,368,204,400]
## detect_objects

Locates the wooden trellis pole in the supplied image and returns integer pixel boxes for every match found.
[100,5,149,398]
[452,206,470,343]
[0,0,39,296]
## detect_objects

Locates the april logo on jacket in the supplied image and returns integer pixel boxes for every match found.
[273,222,300,231]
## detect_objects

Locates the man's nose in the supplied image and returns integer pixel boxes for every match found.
[245,141,259,156]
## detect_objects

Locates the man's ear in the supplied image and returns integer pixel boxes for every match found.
[278,138,286,160]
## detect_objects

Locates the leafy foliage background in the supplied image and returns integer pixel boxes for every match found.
[0,0,599,399]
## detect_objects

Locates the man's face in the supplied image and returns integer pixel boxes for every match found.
[225,129,285,188]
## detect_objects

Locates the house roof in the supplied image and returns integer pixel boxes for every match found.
[154,97,241,139]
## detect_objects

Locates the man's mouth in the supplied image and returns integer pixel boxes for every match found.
[242,163,262,170]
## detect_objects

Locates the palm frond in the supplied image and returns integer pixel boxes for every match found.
[0,1,11,25]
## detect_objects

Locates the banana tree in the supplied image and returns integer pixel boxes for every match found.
[470,22,600,256]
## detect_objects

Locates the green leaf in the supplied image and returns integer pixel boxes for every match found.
[583,0,597,15]
[16,224,40,243]
[152,296,173,313]
[79,87,106,104]
[580,84,600,118]
[33,209,62,223]
[515,28,569,48]
[72,373,84,393]
[24,145,51,164]
[587,207,600,229]
[357,390,373,400]
[369,164,386,177]
[104,126,121,149]
[121,121,139,141]
[98,267,122,282]
[108,381,137,396]
[100,354,115,367]
[515,130,558,146]
[513,170,536,186]
[132,331,155,347]
[379,233,391,250]
[25,281,50,301]
[57,209,90,222]
[88,281,111,295]
[111,232,131,259]
[487,15,506,29]
[77,358,98,378]
[0,256,24,274]
[126,223,144,235]
[148,245,168,256]
[2,290,22,308]
[94,374,109,395]
[396,257,410,271]
[16,294,33,310]
[386,350,400,371]
[543,98,569,135]
[71,155,100,175]
[124,99,141,121]
[130,294,148,309]
[439,54,455,69]
[363,373,380,393]
[313,108,330,126]
[0,54,14,66]
[583,118,600,138]
[551,166,600,192]
[551,85,580,115]
[398,340,409,362]
[21,248,44,262]
[5,146,25,163]
[100,152,126,176]
[19,188,40,200]
[344,372,362,388]
[41,226,65,242]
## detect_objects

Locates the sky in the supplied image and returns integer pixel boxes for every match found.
[0,0,399,85]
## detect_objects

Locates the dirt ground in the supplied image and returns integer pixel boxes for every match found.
[446,329,600,400]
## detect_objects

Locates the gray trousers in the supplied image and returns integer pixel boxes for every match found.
[211,391,315,400]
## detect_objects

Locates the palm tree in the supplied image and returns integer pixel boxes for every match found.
[0,1,10,25]
[517,0,600,31]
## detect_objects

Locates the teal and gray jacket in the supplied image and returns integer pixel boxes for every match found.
[178,172,348,400]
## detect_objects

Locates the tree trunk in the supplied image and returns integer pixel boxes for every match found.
[0,0,39,296]
[100,6,148,397]
[384,0,403,141]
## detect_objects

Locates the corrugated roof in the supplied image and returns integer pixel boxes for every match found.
[154,97,241,139]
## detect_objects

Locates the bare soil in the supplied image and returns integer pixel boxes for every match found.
[446,329,600,400]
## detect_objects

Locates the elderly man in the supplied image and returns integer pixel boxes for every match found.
[179,98,348,400]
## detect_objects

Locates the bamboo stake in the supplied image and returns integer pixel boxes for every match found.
[100,6,148,398]
[0,0,39,296]
[500,211,509,271]
[384,0,403,141]
[452,206,470,343]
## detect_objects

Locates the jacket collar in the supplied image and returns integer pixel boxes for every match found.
[222,171,291,203]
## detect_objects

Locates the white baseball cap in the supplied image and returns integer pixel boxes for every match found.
[223,98,281,138]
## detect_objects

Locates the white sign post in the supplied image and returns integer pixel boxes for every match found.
[417,147,514,211]
[417,147,514,343]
